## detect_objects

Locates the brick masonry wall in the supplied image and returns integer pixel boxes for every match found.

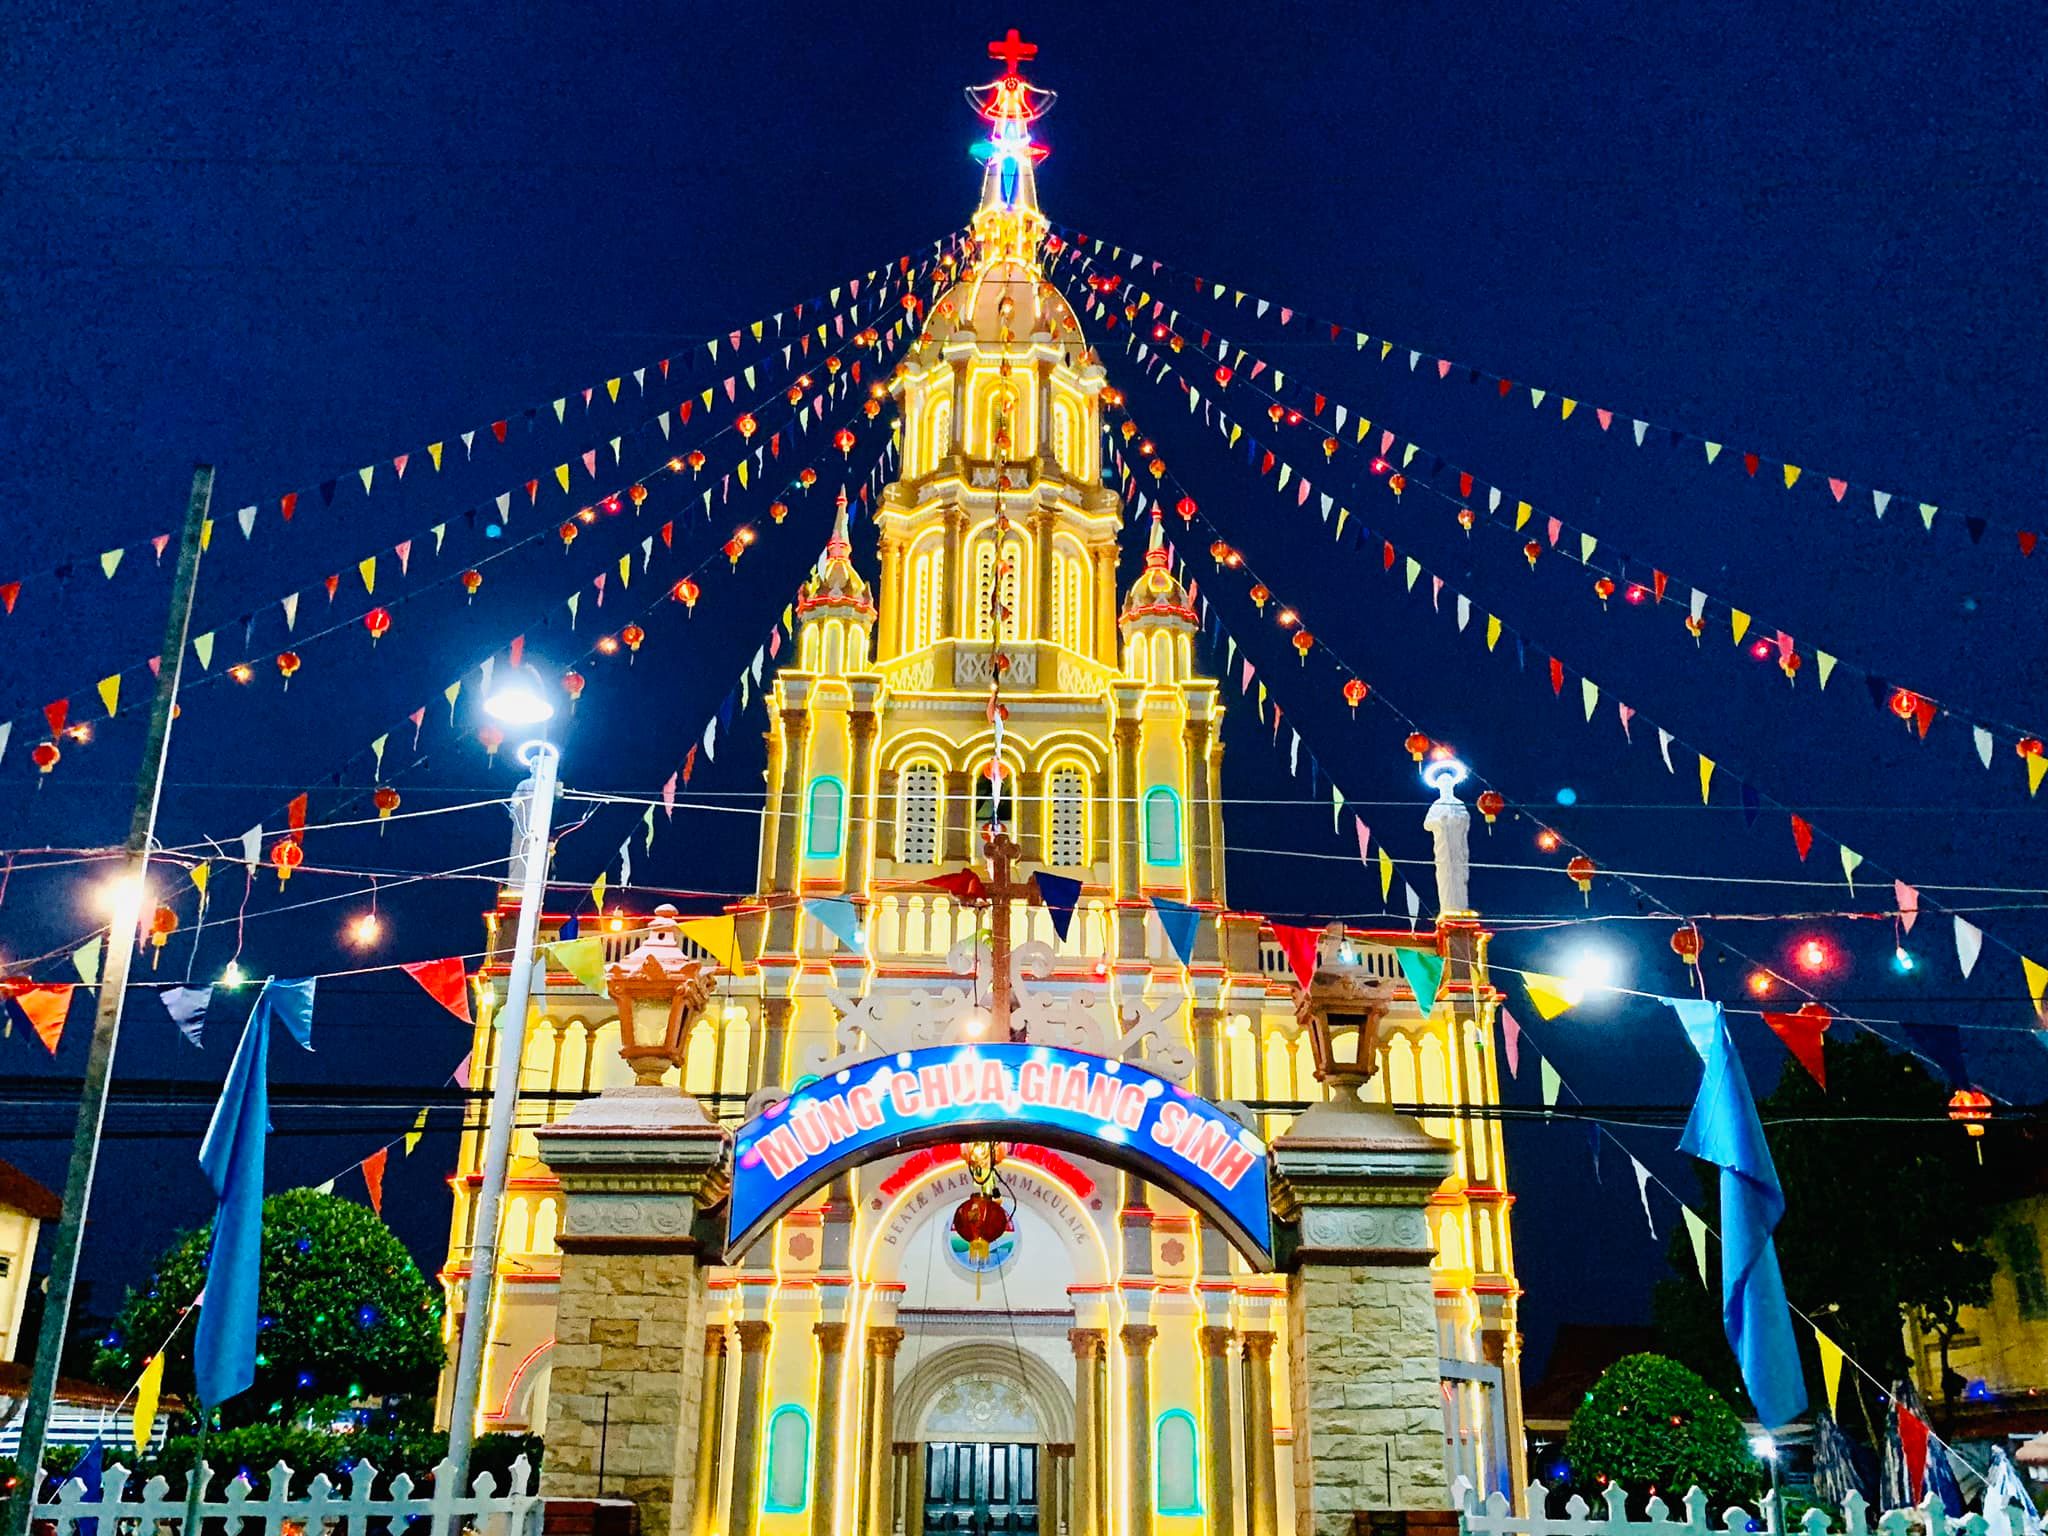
[1287,1264,1450,1536]
[542,1250,710,1536]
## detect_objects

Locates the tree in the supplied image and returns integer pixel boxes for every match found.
[1565,1353,1763,1511]
[91,1188,446,1428]
[1654,1034,1995,1441]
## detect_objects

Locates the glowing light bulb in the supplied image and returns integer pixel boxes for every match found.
[1892,946,1917,975]
[1794,936,1833,975]
[1746,969,1775,998]
[222,961,248,990]
[347,911,383,948]
[959,1005,993,1038]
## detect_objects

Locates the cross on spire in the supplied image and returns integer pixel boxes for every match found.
[988,28,1038,77]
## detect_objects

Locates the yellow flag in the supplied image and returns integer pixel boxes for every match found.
[591,872,608,911]
[428,441,444,470]
[549,936,608,993]
[618,554,632,589]
[132,1351,165,1452]
[190,860,211,895]
[679,914,743,971]
[404,1106,431,1155]
[1486,615,1503,651]
[555,463,571,492]
[1782,464,1802,489]
[738,460,750,490]
[1730,610,1751,645]
[2023,956,2048,1021]
[1520,970,1581,1019]
[1377,845,1394,901]
[358,555,377,594]
[1814,1327,1845,1415]
[1514,501,1532,531]
[606,377,622,402]
[1560,398,1577,420]
[1681,1208,1710,1286]
[97,674,121,716]
[2029,755,2048,796]
[1698,754,1716,803]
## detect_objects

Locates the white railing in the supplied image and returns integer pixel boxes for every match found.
[1257,936,1408,982]
[32,1454,544,1536]
[861,894,1117,963]
[1457,1480,2032,1536]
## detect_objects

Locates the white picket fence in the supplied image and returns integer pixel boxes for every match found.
[1456,1480,2037,1536]
[31,1454,544,1535]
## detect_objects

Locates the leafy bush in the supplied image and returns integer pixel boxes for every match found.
[1564,1352,1764,1512]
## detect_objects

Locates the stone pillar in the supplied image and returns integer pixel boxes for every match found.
[769,701,813,898]
[1201,1327,1239,1536]
[1069,1328,1106,1536]
[536,1089,731,1536]
[1032,504,1056,643]
[1192,1005,1224,1100]
[877,533,904,660]
[863,1329,905,1536]
[728,1320,774,1536]
[812,1321,850,1535]
[1241,1332,1279,1536]
[759,994,793,1092]
[1112,713,1145,958]
[691,1327,728,1536]
[903,1443,927,1536]
[1182,714,1215,903]
[1274,1099,1455,1534]
[844,700,881,897]
[758,719,787,895]
[1093,543,1120,665]
[942,768,973,862]
[942,504,968,638]
[1121,1324,1157,1536]
[1042,1445,1067,1536]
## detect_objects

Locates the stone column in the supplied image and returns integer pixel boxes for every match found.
[1274,1099,1454,1533]
[1241,1332,1278,1536]
[758,719,787,895]
[1121,1324,1157,1536]
[770,702,813,897]
[1112,713,1145,958]
[942,768,973,862]
[862,1329,905,1536]
[759,994,793,1093]
[1192,1005,1224,1100]
[844,700,881,897]
[942,504,968,637]
[1069,1329,1106,1536]
[1031,505,1055,643]
[1041,1444,1066,1536]
[1093,543,1120,665]
[536,1089,731,1536]
[877,533,904,660]
[1182,714,1215,903]
[691,1327,728,1536]
[728,1320,774,1536]
[811,1321,850,1535]
[1201,1326,1239,1536]
[904,1442,928,1536]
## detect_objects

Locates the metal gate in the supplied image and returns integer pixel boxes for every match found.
[922,1441,1039,1533]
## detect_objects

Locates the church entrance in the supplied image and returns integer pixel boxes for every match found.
[922,1441,1038,1534]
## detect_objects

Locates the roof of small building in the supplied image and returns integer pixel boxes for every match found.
[0,1159,61,1222]
[1522,1323,1658,1428]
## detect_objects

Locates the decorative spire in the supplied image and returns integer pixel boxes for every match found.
[966,33,1053,244]
[1145,506,1170,569]
[1122,506,1198,634]
[796,484,873,626]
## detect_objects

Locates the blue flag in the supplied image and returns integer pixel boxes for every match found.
[1150,896,1200,968]
[1034,873,1082,943]
[802,896,863,951]
[192,978,314,1409]
[1670,1000,1809,1428]
[161,985,212,1048]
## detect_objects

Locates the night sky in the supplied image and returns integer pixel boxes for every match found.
[5,1,2045,1378]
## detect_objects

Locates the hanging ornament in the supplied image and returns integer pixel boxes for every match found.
[373,784,401,831]
[1404,732,1431,763]
[2020,737,2045,759]
[787,384,805,406]
[621,623,646,656]
[736,411,758,442]
[461,569,483,603]
[1475,790,1504,825]
[674,577,701,612]
[276,650,301,687]
[1457,508,1476,533]
[1119,420,1137,443]
[1209,540,1232,566]
[724,537,745,567]
[32,740,60,774]
[1593,577,1616,607]
[148,905,179,965]
[562,670,586,709]
[1684,614,1705,642]
[1147,458,1166,482]
[825,355,843,376]
[769,500,789,524]
[1523,540,1541,568]
[686,450,707,475]
[1670,924,1703,968]
[1948,1089,1991,1142]
[1321,436,1338,460]
[1780,650,1803,683]
[798,467,819,490]
[479,725,504,759]
[629,483,648,511]
[1175,495,1198,524]
[1214,365,1234,387]
[1388,473,1406,496]
[1248,585,1269,612]
[1293,630,1314,663]
[559,521,579,550]
[949,1192,1012,1300]
[269,838,304,887]
[833,427,857,457]
[1267,403,1284,426]
[1342,678,1368,714]
[1566,855,1596,902]
[363,607,392,643]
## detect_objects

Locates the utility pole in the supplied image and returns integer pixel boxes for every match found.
[12,465,215,1514]
[446,736,561,1484]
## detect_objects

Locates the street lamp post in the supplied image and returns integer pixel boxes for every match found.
[446,675,560,1484]
[1751,1434,1781,1533]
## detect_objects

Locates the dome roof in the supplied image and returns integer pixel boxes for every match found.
[1119,510,1197,632]
[795,488,874,623]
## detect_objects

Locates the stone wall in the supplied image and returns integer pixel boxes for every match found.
[543,1250,710,1536]
[1286,1262,1449,1536]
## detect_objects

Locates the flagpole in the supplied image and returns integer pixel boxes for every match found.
[445,736,560,1484]
[12,464,214,1518]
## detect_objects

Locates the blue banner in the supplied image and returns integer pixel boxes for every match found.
[729,1043,1273,1266]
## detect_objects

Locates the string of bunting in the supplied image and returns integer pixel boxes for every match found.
[6,264,927,781]
[1094,374,2048,1081]
[1050,257,2048,788]
[0,231,964,622]
[1047,225,2039,557]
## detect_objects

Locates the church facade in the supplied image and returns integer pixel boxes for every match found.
[436,48,1524,1536]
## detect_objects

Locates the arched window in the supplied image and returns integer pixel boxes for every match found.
[764,1407,811,1512]
[909,541,944,651]
[805,776,845,859]
[1047,765,1087,867]
[1143,787,1181,866]
[1051,401,1074,473]
[897,762,942,864]
[973,762,1015,831]
[1156,1410,1201,1515]
[926,399,952,476]
[1050,547,1088,651]
[971,538,1023,640]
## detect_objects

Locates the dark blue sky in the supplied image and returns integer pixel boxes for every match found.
[4,1,2044,1373]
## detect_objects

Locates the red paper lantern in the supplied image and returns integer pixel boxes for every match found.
[1889,687,1920,721]
[1457,508,1476,532]
[1342,679,1368,715]
[1566,856,1596,898]
[558,521,579,550]
[1948,1089,1991,1137]
[1523,540,1541,568]
[1322,436,1338,460]
[769,500,790,524]
[148,905,179,956]
[479,725,504,759]
[562,670,586,707]
[1592,577,1616,606]
[950,1192,1011,1293]
[736,411,758,442]
[1148,458,1166,481]
[629,483,648,509]
[363,607,392,643]
[674,577,701,612]
[621,623,646,654]
[1267,403,1284,425]
[1475,790,1505,824]
[1214,365,1233,387]
[1175,495,1198,523]
[1670,924,1703,967]
[2018,737,2044,759]
[461,569,483,603]
[833,428,857,457]
[1248,585,1269,612]
[798,467,818,490]
[1388,473,1406,495]
[276,650,301,687]
[1404,733,1431,763]
[686,450,707,475]
[373,784,401,824]
[269,837,304,887]
[32,740,59,774]
[1684,615,1705,641]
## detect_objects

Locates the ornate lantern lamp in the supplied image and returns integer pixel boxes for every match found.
[606,903,718,1087]
[1293,923,1401,1094]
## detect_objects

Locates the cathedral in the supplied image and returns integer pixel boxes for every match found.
[436,42,1524,1536]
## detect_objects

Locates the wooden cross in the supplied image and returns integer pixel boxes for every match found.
[979,828,1039,1038]
[988,28,1038,76]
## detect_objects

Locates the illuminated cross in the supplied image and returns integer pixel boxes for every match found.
[988,28,1038,77]
[979,828,1039,1039]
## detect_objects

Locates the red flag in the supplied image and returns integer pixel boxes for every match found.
[1789,815,1814,862]
[401,958,472,1023]
[361,1148,388,1215]
[922,869,988,902]
[44,700,68,738]
[1895,1404,1930,1498]
[508,634,524,671]
[1760,1003,1830,1089]
[682,744,698,785]
[0,582,18,614]
[287,793,308,844]
[1270,923,1324,988]
[1549,657,1565,696]
[13,983,76,1054]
